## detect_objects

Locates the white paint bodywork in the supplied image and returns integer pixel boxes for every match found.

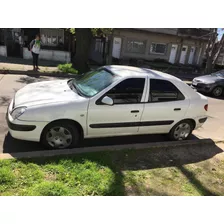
[7,66,208,143]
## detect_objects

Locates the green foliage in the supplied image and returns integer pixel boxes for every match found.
[0,167,15,185]
[68,28,113,36]
[69,28,75,34]
[26,182,70,196]
[15,162,44,187]
[57,63,78,74]
[1,146,223,196]
[0,167,16,192]
[0,157,115,196]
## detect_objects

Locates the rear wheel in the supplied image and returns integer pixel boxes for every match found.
[41,121,80,149]
[168,120,194,141]
[212,86,223,97]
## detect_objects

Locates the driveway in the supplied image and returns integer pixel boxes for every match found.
[0,73,224,153]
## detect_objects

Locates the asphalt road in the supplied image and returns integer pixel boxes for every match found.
[0,73,224,154]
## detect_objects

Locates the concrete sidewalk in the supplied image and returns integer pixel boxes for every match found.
[0,58,59,75]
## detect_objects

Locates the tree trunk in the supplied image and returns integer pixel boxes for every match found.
[213,34,224,65]
[205,56,213,74]
[73,28,92,74]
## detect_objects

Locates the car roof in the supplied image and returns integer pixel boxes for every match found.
[103,65,182,82]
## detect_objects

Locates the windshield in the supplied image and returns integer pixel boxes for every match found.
[211,69,224,77]
[72,68,120,97]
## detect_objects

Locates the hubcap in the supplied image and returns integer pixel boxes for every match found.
[213,87,222,97]
[46,126,72,149]
[173,123,191,140]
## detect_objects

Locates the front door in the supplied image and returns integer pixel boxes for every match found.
[112,37,122,59]
[169,44,178,64]
[188,46,195,64]
[179,46,188,64]
[87,77,146,137]
[139,78,190,134]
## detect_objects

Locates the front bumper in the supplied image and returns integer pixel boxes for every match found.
[6,115,36,131]
[6,99,48,142]
[191,83,215,93]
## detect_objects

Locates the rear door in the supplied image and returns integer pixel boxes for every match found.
[139,78,190,134]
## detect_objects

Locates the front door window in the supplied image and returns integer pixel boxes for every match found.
[105,78,145,104]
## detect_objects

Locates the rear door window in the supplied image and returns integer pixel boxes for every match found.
[149,79,185,102]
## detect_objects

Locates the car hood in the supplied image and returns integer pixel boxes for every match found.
[14,79,84,107]
[194,74,223,83]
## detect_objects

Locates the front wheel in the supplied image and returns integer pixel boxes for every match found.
[212,86,223,97]
[41,121,80,149]
[168,120,194,141]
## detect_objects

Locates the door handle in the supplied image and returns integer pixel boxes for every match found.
[131,110,139,113]
[174,108,181,111]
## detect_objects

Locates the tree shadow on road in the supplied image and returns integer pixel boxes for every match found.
[0,96,11,106]
[16,76,50,84]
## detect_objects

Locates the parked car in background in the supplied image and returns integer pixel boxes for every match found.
[192,70,224,97]
[6,66,208,149]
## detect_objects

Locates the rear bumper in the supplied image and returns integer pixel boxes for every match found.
[199,117,207,124]
[194,116,208,129]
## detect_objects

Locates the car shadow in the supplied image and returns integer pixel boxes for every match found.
[2,132,199,154]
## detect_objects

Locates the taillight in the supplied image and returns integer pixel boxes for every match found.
[204,104,208,111]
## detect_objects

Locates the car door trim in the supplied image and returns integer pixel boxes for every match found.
[89,120,174,128]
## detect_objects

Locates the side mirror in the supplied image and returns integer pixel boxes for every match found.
[101,96,113,106]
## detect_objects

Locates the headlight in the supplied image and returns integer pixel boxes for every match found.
[11,107,27,120]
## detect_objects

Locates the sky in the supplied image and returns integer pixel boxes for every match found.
[218,28,224,40]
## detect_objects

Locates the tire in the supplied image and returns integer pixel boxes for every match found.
[41,121,80,149]
[168,120,194,141]
[212,86,223,97]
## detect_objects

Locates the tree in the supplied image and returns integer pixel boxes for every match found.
[73,28,93,74]
[69,28,113,74]
[205,28,224,74]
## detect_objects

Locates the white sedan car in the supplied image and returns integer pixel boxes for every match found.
[6,65,208,149]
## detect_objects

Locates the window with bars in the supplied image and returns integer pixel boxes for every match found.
[40,29,64,46]
[150,43,167,54]
[126,39,146,54]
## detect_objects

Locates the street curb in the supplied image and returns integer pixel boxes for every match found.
[0,138,215,160]
[0,70,75,78]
